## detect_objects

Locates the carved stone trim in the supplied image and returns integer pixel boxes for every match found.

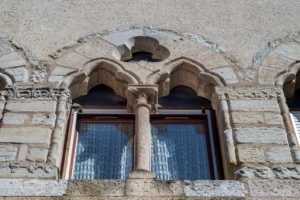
[3,86,71,100]
[127,84,158,113]
[0,163,58,179]
[235,165,300,180]
[214,86,282,100]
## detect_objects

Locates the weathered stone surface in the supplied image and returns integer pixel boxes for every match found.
[231,112,264,124]
[0,145,18,162]
[184,181,246,197]
[27,148,48,162]
[0,179,67,196]
[0,42,13,56]
[236,146,265,163]
[56,52,90,69]
[4,67,28,82]
[234,127,288,144]
[67,180,125,197]
[48,75,64,83]
[274,41,300,60]
[229,100,280,112]
[6,100,57,113]
[266,146,293,163]
[0,52,26,69]
[0,163,57,179]
[264,113,284,125]
[51,66,77,76]
[17,144,28,161]
[3,113,28,124]
[101,29,144,46]
[126,179,184,197]
[215,86,281,100]
[211,67,238,84]
[76,38,116,59]
[0,127,52,145]
[32,113,56,127]
[248,180,300,197]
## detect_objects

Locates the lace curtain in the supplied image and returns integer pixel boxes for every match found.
[73,122,134,180]
[151,123,211,180]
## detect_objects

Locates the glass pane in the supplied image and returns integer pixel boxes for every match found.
[73,122,134,180]
[151,123,211,180]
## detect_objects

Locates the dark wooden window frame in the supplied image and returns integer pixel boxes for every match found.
[62,106,222,180]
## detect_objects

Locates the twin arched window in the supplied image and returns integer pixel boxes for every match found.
[64,84,222,180]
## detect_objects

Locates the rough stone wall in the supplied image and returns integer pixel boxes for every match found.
[0,27,300,199]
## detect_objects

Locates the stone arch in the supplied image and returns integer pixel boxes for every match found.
[0,34,35,84]
[257,31,300,86]
[49,27,239,89]
[147,58,225,100]
[59,59,139,99]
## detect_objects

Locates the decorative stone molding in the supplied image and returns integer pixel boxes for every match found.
[235,166,300,180]
[127,84,158,113]
[214,86,282,100]
[0,163,58,179]
[4,86,71,100]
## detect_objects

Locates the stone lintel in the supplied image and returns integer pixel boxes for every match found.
[127,84,158,113]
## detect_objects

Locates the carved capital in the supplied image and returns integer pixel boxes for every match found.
[127,84,158,113]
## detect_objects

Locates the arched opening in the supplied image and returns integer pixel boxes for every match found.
[73,84,127,106]
[158,86,212,108]
[151,85,222,180]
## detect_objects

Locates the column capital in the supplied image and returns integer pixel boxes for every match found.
[127,84,158,113]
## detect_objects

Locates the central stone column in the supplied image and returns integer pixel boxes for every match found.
[127,85,158,171]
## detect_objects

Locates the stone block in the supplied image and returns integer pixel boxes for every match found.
[274,41,300,60]
[67,180,125,197]
[248,180,300,197]
[229,100,280,112]
[0,145,18,162]
[0,179,67,196]
[56,52,90,69]
[231,112,264,124]
[0,42,13,56]
[17,144,28,160]
[0,52,26,69]
[4,67,28,82]
[6,100,57,113]
[236,146,265,163]
[126,179,184,197]
[3,113,28,124]
[101,29,144,46]
[266,146,293,163]
[234,127,288,145]
[0,163,57,179]
[211,67,238,84]
[264,113,284,125]
[48,75,64,83]
[76,38,117,59]
[32,113,56,127]
[27,148,49,162]
[51,66,77,76]
[183,180,246,197]
[0,127,52,145]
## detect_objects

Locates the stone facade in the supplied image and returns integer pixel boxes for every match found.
[0,27,300,199]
